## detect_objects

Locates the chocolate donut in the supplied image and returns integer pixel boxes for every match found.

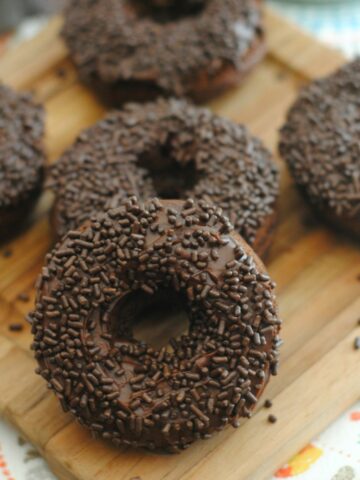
[48,98,279,256]
[0,84,45,238]
[30,197,281,452]
[279,60,360,239]
[62,0,266,104]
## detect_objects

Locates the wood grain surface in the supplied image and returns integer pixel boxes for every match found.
[0,8,359,480]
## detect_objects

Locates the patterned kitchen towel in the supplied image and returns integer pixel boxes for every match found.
[271,402,360,479]
[0,421,55,480]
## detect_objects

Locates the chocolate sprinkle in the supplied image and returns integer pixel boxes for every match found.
[62,0,266,103]
[17,292,30,302]
[49,98,279,257]
[56,67,67,79]
[279,60,360,239]
[9,323,24,332]
[267,414,277,424]
[264,399,272,409]
[30,197,281,452]
[0,83,45,233]
[354,337,360,350]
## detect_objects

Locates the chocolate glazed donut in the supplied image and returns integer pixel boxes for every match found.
[48,98,279,257]
[279,60,360,239]
[30,198,281,452]
[62,0,266,105]
[0,84,45,239]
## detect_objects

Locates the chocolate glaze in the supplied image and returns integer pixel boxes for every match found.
[280,60,360,239]
[62,0,266,104]
[30,197,281,452]
[0,84,45,238]
[49,98,279,257]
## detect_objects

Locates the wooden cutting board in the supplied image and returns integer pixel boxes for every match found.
[0,8,359,480]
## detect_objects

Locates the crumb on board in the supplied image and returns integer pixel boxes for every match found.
[56,66,67,78]
[268,414,278,424]
[9,323,24,332]
[17,292,30,302]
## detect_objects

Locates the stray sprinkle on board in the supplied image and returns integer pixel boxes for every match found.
[9,323,24,332]
[268,414,277,424]
[17,292,30,302]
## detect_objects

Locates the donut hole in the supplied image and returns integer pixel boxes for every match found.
[129,0,206,23]
[138,149,200,199]
[110,288,190,350]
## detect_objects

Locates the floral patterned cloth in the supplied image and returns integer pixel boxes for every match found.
[272,403,360,479]
[0,421,55,480]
